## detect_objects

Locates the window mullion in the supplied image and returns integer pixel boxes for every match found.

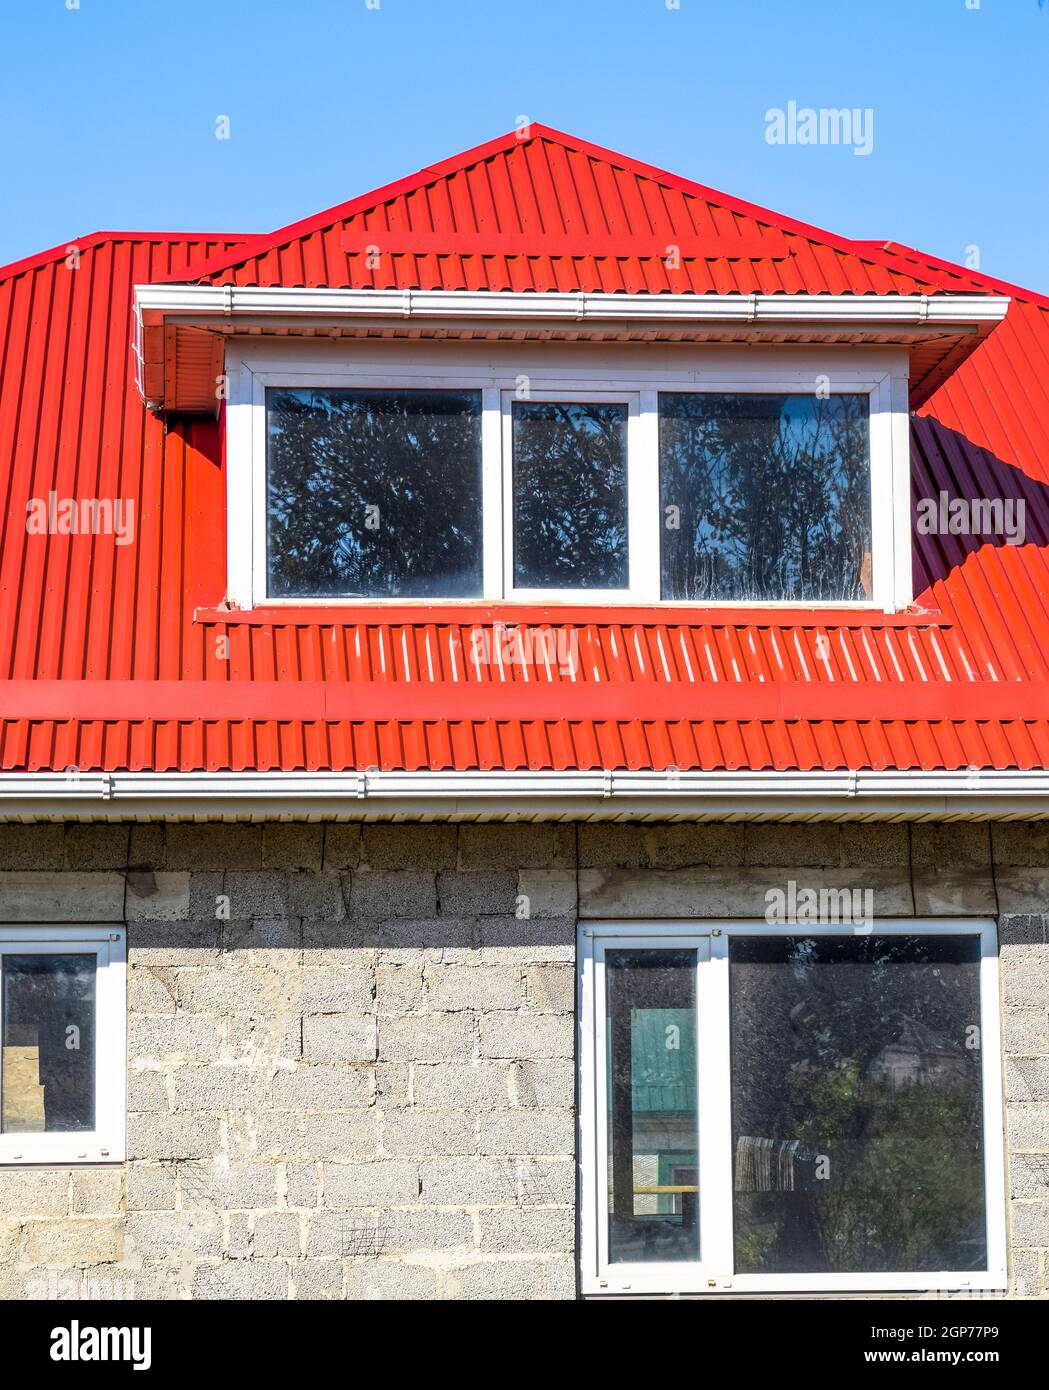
[632,390,661,601]
[481,387,504,599]
[697,933,735,1278]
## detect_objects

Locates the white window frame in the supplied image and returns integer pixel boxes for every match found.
[578,918,1006,1297]
[0,926,126,1166]
[225,342,912,611]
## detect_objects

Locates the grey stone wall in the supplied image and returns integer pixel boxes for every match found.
[0,819,1045,1300]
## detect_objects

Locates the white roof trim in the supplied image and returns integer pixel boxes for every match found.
[135,284,1010,328]
[2,768,1047,822]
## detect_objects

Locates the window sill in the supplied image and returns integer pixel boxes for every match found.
[195,602,945,627]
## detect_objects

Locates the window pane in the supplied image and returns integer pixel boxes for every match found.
[1,955,96,1133]
[266,388,483,599]
[606,949,699,1263]
[512,401,628,589]
[729,935,986,1275]
[659,393,872,601]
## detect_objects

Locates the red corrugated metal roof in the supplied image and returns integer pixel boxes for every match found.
[1,130,1047,774]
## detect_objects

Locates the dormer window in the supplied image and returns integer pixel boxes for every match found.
[225,341,911,609]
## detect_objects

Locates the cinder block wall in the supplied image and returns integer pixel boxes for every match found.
[0,819,1045,1300]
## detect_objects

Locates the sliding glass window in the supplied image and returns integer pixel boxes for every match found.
[581,921,1004,1295]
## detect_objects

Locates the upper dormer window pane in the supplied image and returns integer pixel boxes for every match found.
[266,387,483,599]
[658,393,872,603]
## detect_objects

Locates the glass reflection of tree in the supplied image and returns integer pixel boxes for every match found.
[512,402,628,589]
[267,389,483,599]
[660,394,871,602]
[731,937,985,1274]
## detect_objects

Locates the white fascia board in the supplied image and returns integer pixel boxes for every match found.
[3,768,1049,821]
[133,285,1010,329]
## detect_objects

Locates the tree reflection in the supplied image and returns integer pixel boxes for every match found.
[659,393,872,601]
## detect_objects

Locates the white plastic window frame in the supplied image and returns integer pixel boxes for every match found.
[0,926,126,1166]
[577,918,1007,1297]
[225,342,912,610]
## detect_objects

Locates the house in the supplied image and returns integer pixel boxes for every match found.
[0,124,1046,1301]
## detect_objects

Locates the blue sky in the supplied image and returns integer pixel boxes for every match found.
[2,0,1047,289]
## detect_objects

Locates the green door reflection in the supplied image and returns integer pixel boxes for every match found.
[606,949,699,1263]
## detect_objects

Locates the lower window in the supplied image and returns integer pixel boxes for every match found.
[580,921,1005,1294]
[0,927,126,1164]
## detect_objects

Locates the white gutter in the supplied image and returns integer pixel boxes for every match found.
[2,769,1047,821]
[134,285,1011,329]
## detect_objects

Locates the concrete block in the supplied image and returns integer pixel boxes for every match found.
[191,1261,287,1300]
[303,1113,379,1161]
[70,1169,125,1215]
[270,1065,372,1112]
[125,872,191,922]
[381,1111,477,1158]
[642,824,745,868]
[578,866,912,919]
[477,1206,574,1254]
[126,1210,222,1259]
[445,1257,553,1301]
[1008,1057,1049,1102]
[412,1062,511,1110]
[516,869,577,919]
[298,967,373,1015]
[128,920,222,965]
[0,871,124,921]
[165,825,263,870]
[1003,1009,1049,1056]
[125,1167,177,1213]
[291,1259,344,1299]
[128,1013,220,1063]
[912,822,991,868]
[378,1013,474,1062]
[321,824,362,870]
[992,824,1049,868]
[0,1170,69,1217]
[0,823,65,870]
[1008,1105,1049,1150]
[420,1159,519,1206]
[478,915,575,961]
[458,823,575,870]
[524,965,574,1012]
[23,1219,124,1265]
[263,823,323,871]
[840,823,910,868]
[1000,915,1048,946]
[478,1109,574,1156]
[376,964,426,1015]
[63,824,131,871]
[996,871,1049,914]
[322,1162,420,1207]
[342,1261,436,1301]
[1011,1200,1049,1248]
[126,1112,220,1161]
[350,871,437,918]
[362,823,457,870]
[513,1060,574,1109]
[744,824,840,867]
[425,964,525,1013]
[911,868,996,916]
[578,823,646,869]
[285,872,345,920]
[437,871,518,916]
[303,1015,378,1064]
[479,1013,573,1061]
[254,1212,302,1259]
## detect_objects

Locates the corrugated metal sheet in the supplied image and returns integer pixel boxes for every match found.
[1,131,1047,774]
[175,127,946,298]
